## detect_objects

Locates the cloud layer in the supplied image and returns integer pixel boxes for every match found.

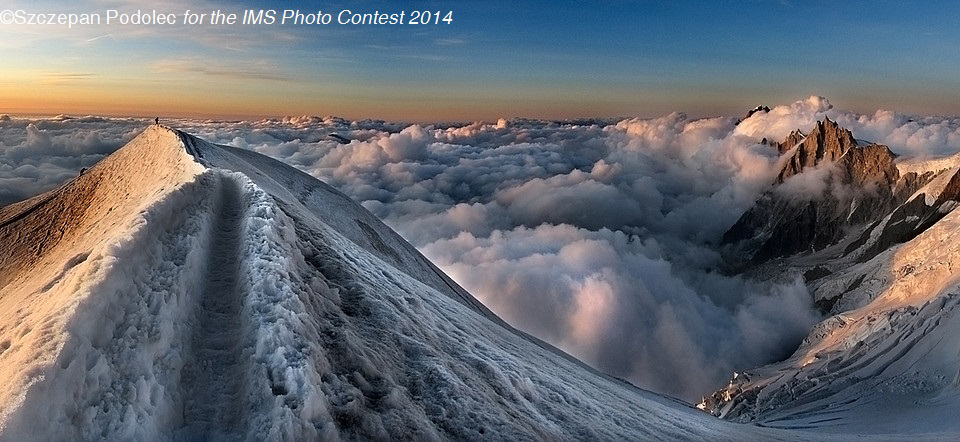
[0,115,145,205]
[5,97,960,401]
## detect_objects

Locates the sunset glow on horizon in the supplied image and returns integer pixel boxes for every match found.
[3,0,960,121]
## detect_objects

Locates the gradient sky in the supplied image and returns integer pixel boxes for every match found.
[2,0,960,121]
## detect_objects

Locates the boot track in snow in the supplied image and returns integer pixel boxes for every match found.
[179,175,248,438]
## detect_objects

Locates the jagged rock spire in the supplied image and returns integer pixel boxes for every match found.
[776,117,859,183]
[723,118,905,263]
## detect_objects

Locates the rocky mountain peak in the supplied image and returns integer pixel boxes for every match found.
[722,119,906,263]
[776,117,859,183]
[776,129,806,155]
[737,105,771,125]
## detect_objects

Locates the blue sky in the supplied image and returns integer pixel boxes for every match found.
[1,0,959,120]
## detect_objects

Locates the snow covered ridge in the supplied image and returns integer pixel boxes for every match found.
[0,125,834,440]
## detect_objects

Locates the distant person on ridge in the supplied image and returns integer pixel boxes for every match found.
[155,117,159,125]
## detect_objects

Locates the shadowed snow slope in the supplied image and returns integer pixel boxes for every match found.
[0,126,898,440]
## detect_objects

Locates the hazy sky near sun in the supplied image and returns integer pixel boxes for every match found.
[2,0,960,120]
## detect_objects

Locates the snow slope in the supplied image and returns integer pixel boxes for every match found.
[703,208,960,436]
[0,126,839,440]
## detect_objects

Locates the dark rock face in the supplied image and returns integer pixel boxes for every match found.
[723,119,917,264]
[845,168,960,263]
[935,168,960,204]
[849,195,945,262]
[737,105,771,125]
[724,194,847,263]
[802,266,832,282]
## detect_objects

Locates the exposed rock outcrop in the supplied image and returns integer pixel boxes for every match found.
[775,118,859,182]
[774,129,806,155]
[736,105,771,125]
[723,119,925,264]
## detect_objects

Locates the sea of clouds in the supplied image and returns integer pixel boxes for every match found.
[5,96,960,401]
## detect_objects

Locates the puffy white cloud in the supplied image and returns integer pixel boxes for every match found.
[836,110,960,156]
[774,162,837,201]
[0,116,143,205]
[6,97,960,401]
[735,95,835,141]
[422,224,819,400]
